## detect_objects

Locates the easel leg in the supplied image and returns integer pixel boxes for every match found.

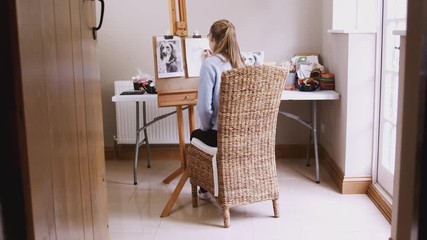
[160,105,195,217]
[162,106,186,183]
[188,105,195,132]
[160,169,189,217]
[176,105,186,167]
[162,168,184,184]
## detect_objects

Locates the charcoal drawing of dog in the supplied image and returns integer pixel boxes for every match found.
[159,41,179,73]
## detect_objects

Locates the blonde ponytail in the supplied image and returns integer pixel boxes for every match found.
[210,19,244,68]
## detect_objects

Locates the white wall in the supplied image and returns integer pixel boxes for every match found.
[344,33,376,176]
[321,0,348,172]
[98,0,323,147]
[98,0,381,180]
[320,0,378,177]
[322,32,376,177]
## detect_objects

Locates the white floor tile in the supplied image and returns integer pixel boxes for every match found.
[106,158,391,240]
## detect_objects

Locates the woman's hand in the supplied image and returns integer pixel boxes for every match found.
[202,49,212,59]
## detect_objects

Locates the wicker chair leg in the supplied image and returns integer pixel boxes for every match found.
[191,184,198,207]
[272,199,280,218]
[223,207,230,228]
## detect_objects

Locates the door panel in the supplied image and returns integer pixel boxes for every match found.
[15,0,57,237]
[80,1,109,239]
[15,0,109,238]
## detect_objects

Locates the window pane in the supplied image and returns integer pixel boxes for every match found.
[377,0,407,197]
[380,121,396,173]
[382,72,399,122]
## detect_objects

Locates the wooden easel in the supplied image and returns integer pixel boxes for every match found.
[157,0,197,217]
[169,0,188,37]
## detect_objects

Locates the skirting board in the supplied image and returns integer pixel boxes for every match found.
[105,144,311,161]
[316,146,391,223]
[104,144,371,194]
[318,145,371,194]
[366,184,392,223]
[105,144,182,162]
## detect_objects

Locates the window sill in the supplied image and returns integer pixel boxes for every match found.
[327,29,376,34]
[392,30,406,36]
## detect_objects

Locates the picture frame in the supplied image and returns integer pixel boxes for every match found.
[155,36,185,78]
[241,51,264,66]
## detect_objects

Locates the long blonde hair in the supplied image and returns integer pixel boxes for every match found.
[209,19,245,68]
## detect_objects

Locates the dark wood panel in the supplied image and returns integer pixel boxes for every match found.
[1,0,27,238]
[15,0,57,237]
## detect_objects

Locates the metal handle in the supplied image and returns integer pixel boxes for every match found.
[92,0,105,40]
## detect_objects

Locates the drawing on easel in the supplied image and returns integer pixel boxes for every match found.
[185,38,210,77]
[242,51,264,66]
[155,36,185,78]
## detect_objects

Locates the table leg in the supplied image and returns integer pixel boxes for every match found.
[312,101,320,183]
[278,108,319,184]
[142,101,151,168]
[133,101,153,185]
[133,102,140,185]
[306,130,312,166]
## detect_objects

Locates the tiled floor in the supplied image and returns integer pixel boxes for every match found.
[106,157,391,240]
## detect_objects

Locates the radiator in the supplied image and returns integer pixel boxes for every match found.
[114,80,200,144]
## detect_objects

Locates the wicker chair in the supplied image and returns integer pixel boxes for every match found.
[187,65,287,228]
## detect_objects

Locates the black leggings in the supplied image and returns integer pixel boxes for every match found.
[190,129,217,147]
[190,129,217,193]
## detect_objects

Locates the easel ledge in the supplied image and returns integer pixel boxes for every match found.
[155,76,198,91]
[157,89,197,107]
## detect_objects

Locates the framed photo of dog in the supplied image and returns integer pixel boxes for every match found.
[154,36,185,78]
[241,51,264,66]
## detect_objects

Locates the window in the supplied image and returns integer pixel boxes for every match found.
[376,0,407,197]
[331,0,407,200]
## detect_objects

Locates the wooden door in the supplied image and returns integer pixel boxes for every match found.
[8,0,109,239]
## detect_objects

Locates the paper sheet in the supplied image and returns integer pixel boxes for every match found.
[185,38,210,77]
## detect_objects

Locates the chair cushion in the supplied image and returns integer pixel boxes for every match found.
[190,137,219,196]
[190,138,217,156]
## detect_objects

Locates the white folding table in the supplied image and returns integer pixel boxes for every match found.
[112,89,341,184]
[280,90,340,183]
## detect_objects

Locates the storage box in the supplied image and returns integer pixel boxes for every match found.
[319,73,335,90]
